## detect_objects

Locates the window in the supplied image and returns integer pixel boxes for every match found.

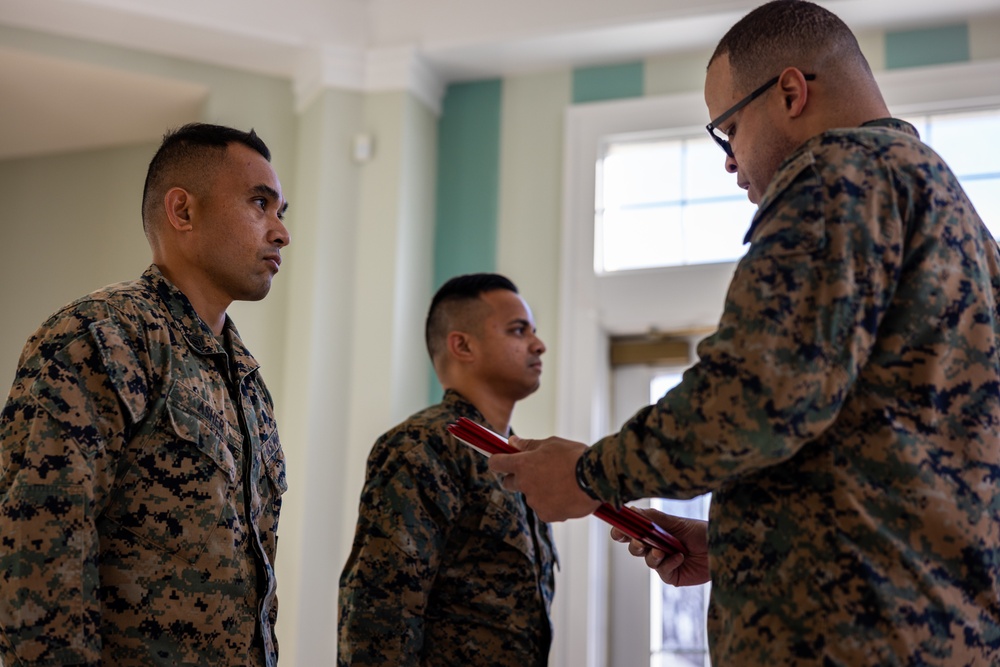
[597,135,756,272]
[598,106,1000,276]
[647,372,712,667]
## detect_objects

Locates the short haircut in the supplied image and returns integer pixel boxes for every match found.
[141,123,271,234]
[709,0,869,93]
[425,273,519,362]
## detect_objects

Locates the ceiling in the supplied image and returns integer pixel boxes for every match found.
[1,0,998,160]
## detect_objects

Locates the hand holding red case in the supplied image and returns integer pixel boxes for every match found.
[447,417,687,556]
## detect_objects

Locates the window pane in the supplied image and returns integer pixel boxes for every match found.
[604,142,683,208]
[925,109,1000,176]
[598,134,755,273]
[681,200,754,265]
[683,137,739,201]
[648,371,712,667]
[961,178,1000,238]
[601,206,685,272]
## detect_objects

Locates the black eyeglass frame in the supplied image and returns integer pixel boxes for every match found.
[706,72,816,157]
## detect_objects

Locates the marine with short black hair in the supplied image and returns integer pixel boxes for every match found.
[0,122,290,666]
[338,273,557,666]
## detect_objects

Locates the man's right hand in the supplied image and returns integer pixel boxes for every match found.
[610,507,710,587]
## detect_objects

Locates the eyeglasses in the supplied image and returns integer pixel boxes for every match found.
[706,73,816,157]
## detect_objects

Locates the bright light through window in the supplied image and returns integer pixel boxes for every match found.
[597,135,757,273]
[598,107,1000,275]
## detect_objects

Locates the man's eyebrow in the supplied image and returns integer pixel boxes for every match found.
[508,317,534,329]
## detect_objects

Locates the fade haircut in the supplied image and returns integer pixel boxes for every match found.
[141,123,271,235]
[709,0,871,94]
[425,273,519,363]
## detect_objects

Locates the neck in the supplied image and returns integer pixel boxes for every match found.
[154,261,230,335]
[447,384,516,436]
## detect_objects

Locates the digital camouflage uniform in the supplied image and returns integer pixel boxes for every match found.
[0,265,286,667]
[578,119,1000,665]
[338,390,557,666]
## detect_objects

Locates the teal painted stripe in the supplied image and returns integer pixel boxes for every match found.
[431,78,503,400]
[572,61,644,103]
[886,24,969,69]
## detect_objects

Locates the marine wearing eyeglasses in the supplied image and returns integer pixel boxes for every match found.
[706,72,816,158]
[487,1,1000,665]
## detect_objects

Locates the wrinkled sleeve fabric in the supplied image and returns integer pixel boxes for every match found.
[338,439,461,666]
[0,305,142,666]
[581,144,902,505]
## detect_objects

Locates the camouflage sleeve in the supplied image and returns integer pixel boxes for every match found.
[0,309,146,665]
[338,442,461,666]
[582,148,900,504]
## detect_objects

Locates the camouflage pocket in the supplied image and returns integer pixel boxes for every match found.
[104,381,238,564]
[475,486,537,563]
[262,430,287,497]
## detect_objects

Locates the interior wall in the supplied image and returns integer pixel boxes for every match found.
[278,86,365,667]
[0,143,153,389]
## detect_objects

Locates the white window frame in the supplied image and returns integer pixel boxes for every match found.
[555,58,1000,667]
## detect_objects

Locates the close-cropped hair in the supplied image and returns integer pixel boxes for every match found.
[709,0,868,93]
[141,123,271,232]
[425,273,519,361]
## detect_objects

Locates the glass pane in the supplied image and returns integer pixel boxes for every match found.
[651,494,712,667]
[604,141,683,208]
[648,371,712,667]
[601,206,685,272]
[925,109,1000,176]
[597,132,760,273]
[681,199,753,265]
[683,136,742,202]
[961,178,1000,239]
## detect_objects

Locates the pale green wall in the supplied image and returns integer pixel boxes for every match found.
[496,70,571,441]
[0,25,299,396]
[0,144,153,389]
[278,86,365,667]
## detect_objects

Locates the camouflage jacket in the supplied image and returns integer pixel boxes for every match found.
[338,390,557,666]
[579,119,1000,665]
[0,265,286,667]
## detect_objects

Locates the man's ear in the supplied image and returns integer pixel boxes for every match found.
[778,67,809,118]
[164,187,194,232]
[446,331,476,363]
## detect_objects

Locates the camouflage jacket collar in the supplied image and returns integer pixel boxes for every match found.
[441,389,486,423]
[746,117,920,244]
[440,389,513,436]
[141,265,260,378]
[858,117,919,138]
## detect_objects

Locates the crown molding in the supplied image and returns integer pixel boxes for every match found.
[293,44,445,115]
[365,47,445,114]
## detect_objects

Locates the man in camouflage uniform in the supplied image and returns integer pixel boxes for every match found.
[490,1,1000,665]
[0,123,290,667]
[338,274,557,666]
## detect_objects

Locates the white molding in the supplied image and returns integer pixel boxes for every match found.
[365,47,445,115]
[293,44,367,113]
[293,44,445,115]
